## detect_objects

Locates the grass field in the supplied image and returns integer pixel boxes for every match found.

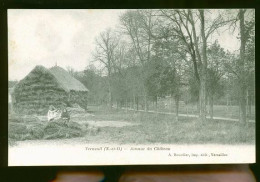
[124,101,255,120]
[85,106,255,144]
[9,105,255,145]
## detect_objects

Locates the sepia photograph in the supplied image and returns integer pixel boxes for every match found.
[8,9,255,166]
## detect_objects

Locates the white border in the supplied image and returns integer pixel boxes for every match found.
[9,144,255,166]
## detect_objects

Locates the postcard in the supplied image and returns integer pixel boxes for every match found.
[8,9,255,166]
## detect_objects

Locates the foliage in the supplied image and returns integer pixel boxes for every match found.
[74,9,255,121]
[206,41,227,99]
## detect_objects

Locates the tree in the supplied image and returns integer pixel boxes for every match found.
[120,10,157,111]
[111,42,131,109]
[93,29,119,108]
[245,27,255,118]
[238,9,255,123]
[74,65,108,106]
[207,41,227,119]
[147,31,185,121]
[66,66,76,76]
[160,9,231,122]
[224,9,255,123]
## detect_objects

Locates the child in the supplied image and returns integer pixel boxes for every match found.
[61,108,70,125]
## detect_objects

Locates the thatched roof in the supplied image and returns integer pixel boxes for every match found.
[17,65,88,92]
[49,66,89,92]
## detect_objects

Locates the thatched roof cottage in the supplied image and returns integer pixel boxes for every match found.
[12,65,89,114]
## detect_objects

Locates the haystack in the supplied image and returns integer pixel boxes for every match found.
[12,65,89,115]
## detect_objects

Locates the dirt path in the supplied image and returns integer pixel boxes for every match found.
[83,120,139,128]
[118,107,255,123]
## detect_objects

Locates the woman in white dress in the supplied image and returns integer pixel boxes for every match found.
[47,105,61,121]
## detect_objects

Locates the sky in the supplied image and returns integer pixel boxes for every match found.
[8,9,125,81]
[8,9,241,81]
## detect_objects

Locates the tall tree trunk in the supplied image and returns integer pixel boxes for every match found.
[141,81,148,112]
[248,92,252,117]
[226,94,229,112]
[136,96,139,111]
[196,100,200,115]
[108,71,112,109]
[186,102,189,117]
[175,95,179,122]
[207,96,210,114]
[126,98,128,112]
[246,89,249,117]
[239,87,247,123]
[108,86,112,108]
[239,9,247,124]
[199,83,206,121]
[199,10,207,122]
[133,93,136,110]
[144,94,148,112]
[116,100,119,109]
[210,93,214,120]
[155,95,158,113]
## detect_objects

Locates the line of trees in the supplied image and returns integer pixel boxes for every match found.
[72,9,254,124]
